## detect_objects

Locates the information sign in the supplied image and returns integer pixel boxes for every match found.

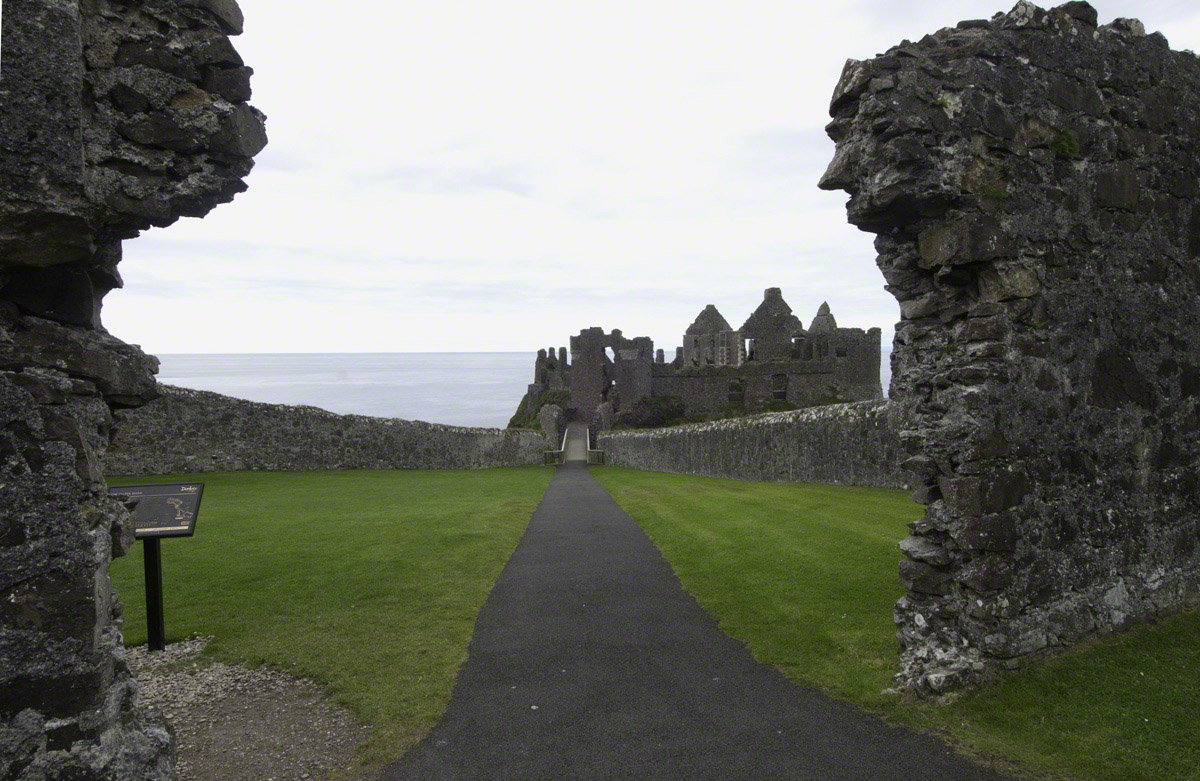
[106,482,205,651]
[108,483,203,538]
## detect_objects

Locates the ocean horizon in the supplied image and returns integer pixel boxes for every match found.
[156,352,533,429]
[156,350,893,430]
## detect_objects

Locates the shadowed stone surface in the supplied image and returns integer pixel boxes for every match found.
[1,0,265,776]
[819,1,1200,693]
[383,463,1002,780]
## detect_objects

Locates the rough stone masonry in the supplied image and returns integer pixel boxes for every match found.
[0,0,265,776]
[103,384,549,475]
[598,400,908,489]
[820,1,1200,692]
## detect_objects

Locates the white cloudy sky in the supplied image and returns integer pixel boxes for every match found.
[103,0,1200,355]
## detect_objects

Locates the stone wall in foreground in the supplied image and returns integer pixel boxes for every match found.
[104,384,548,475]
[819,1,1200,693]
[597,400,908,489]
[2,0,265,776]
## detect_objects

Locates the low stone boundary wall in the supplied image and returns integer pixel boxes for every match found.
[104,384,548,475]
[597,400,907,489]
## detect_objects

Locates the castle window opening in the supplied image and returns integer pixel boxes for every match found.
[836,348,848,358]
[745,338,756,361]
[605,347,615,362]
[728,378,745,407]
[770,373,788,400]
[717,331,735,365]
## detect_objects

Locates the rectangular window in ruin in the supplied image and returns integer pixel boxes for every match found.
[770,373,788,400]
[717,331,734,365]
[728,378,745,407]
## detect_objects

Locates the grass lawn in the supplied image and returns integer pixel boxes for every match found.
[590,466,1200,781]
[109,467,552,770]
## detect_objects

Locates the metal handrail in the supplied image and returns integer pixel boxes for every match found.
[585,424,605,465]
[543,424,570,466]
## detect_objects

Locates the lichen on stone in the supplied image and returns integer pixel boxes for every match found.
[1,0,266,775]
[820,1,1200,693]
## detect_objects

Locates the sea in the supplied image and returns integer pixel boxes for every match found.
[156,353,533,430]
[157,351,893,430]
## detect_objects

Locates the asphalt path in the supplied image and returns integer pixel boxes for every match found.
[563,421,588,462]
[382,462,1005,780]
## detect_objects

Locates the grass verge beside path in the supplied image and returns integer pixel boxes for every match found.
[591,466,1200,781]
[109,467,552,770]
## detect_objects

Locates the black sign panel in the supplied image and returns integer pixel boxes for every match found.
[108,483,204,539]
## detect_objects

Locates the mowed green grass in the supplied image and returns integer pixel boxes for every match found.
[592,466,915,706]
[590,466,1200,780]
[109,467,552,768]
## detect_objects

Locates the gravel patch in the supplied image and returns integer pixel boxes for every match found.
[128,637,372,780]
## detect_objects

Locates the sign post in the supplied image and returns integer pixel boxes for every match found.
[108,483,204,652]
[143,537,166,651]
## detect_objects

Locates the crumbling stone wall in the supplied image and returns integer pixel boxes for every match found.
[510,346,571,428]
[1,0,264,776]
[566,327,654,421]
[820,1,1200,692]
[568,327,611,418]
[649,357,880,416]
[537,403,564,448]
[104,385,548,474]
[599,400,907,489]
[519,297,883,426]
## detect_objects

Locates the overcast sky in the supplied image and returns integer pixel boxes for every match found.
[102,0,1200,355]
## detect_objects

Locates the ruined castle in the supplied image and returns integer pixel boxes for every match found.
[3,5,1199,776]
[512,288,882,426]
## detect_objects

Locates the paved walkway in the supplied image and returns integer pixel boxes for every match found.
[563,421,588,463]
[383,463,1004,780]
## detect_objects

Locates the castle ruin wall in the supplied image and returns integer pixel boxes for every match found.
[820,1,1200,692]
[534,309,883,427]
[104,385,548,475]
[598,400,907,489]
[1,0,265,775]
[568,328,610,419]
[650,354,881,417]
